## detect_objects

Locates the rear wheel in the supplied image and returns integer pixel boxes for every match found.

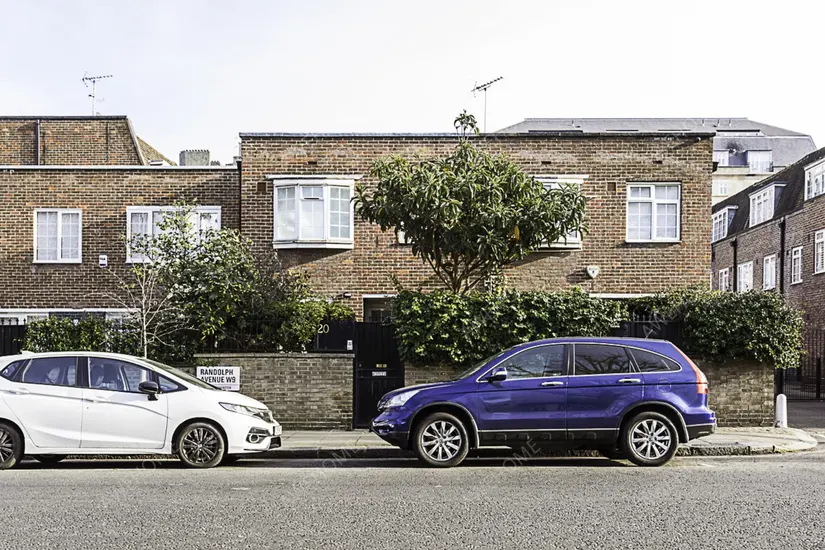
[33,454,67,465]
[413,412,469,468]
[176,422,225,469]
[0,422,23,471]
[620,412,678,467]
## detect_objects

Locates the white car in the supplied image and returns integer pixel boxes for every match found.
[0,351,282,469]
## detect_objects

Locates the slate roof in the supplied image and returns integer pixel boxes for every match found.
[137,136,176,166]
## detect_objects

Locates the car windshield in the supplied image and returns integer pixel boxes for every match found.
[453,345,519,380]
[144,359,219,390]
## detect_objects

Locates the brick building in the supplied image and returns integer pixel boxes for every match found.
[711,146,825,329]
[240,131,714,319]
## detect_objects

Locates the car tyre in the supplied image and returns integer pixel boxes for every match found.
[413,412,469,468]
[176,422,225,469]
[0,422,23,471]
[596,446,625,460]
[33,454,68,465]
[620,411,679,467]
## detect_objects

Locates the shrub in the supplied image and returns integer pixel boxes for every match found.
[392,288,627,365]
[22,317,142,356]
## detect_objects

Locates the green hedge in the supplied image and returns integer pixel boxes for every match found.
[22,317,142,356]
[392,288,627,365]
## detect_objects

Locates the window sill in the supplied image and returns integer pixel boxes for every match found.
[814,270,825,276]
[537,243,582,251]
[791,280,803,285]
[273,241,354,250]
[32,259,82,265]
[624,239,681,244]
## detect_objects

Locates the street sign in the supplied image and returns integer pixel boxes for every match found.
[196,366,241,391]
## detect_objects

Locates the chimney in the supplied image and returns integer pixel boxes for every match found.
[179,149,210,166]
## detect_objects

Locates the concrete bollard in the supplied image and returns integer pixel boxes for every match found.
[775,394,788,428]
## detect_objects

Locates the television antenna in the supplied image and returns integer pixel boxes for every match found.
[82,72,113,115]
[470,76,503,133]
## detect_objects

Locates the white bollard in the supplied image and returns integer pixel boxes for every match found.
[775,394,788,428]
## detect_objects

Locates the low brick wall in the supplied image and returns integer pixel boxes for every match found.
[192,353,354,430]
[406,360,774,427]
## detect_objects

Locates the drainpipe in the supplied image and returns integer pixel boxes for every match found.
[779,218,787,294]
[236,158,243,234]
[35,119,41,165]
[731,239,738,291]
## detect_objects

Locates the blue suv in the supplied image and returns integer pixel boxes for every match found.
[371,337,716,467]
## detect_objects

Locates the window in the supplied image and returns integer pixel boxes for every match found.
[792,247,803,284]
[719,268,730,291]
[713,151,729,167]
[21,357,77,387]
[0,360,26,381]
[712,180,728,196]
[629,348,680,373]
[718,268,730,291]
[805,160,825,201]
[364,297,394,323]
[499,345,566,379]
[573,344,632,375]
[159,375,186,393]
[737,261,753,292]
[537,177,585,249]
[626,183,680,242]
[816,231,825,275]
[712,210,729,242]
[88,358,152,393]
[763,255,777,290]
[126,206,221,262]
[33,209,82,263]
[747,150,773,173]
[749,186,776,226]
[272,179,354,249]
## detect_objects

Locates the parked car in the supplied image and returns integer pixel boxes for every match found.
[0,352,282,470]
[371,337,715,467]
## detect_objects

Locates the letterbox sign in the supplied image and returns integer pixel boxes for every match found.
[196,366,241,391]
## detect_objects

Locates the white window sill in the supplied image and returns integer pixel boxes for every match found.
[538,243,583,251]
[814,270,825,276]
[791,280,803,285]
[624,239,681,244]
[33,259,82,264]
[273,241,354,250]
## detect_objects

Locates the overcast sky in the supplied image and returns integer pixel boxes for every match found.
[1,0,822,164]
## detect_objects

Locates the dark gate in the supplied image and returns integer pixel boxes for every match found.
[0,325,27,356]
[353,322,405,428]
[777,329,825,400]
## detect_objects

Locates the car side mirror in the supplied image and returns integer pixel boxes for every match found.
[487,367,508,383]
[139,380,160,401]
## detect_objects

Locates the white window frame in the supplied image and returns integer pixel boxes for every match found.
[712,209,729,243]
[125,205,222,263]
[749,185,782,227]
[625,182,681,243]
[816,230,825,275]
[737,261,753,292]
[33,208,83,264]
[763,254,776,290]
[713,151,729,167]
[718,268,730,292]
[805,159,825,201]
[792,246,803,285]
[536,175,587,250]
[269,177,356,250]
[747,150,773,173]
[712,180,728,196]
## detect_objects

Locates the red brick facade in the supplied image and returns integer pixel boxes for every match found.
[241,133,713,318]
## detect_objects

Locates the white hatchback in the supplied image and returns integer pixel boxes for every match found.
[0,351,282,469]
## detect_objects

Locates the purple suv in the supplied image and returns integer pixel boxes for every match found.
[371,337,716,467]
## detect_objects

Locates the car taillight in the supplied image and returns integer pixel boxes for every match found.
[675,346,708,394]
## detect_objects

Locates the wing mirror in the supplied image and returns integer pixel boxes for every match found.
[138,380,160,401]
[487,367,508,383]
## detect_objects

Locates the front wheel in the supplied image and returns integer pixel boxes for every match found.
[176,422,226,469]
[620,412,678,467]
[0,422,23,470]
[413,413,469,468]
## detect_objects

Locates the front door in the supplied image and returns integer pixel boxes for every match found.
[80,357,168,450]
[0,356,83,449]
[475,344,568,445]
[566,343,643,441]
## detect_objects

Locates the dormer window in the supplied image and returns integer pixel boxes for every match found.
[749,184,784,227]
[711,206,737,243]
[805,159,825,201]
[747,151,773,173]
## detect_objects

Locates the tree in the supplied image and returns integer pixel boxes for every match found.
[355,112,588,294]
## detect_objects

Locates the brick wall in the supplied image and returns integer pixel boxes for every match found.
[0,167,239,308]
[406,360,773,427]
[0,117,143,166]
[194,353,354,429]
[241,134,713,318]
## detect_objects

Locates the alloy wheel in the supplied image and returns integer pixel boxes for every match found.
[180,427,220,465]
[630,419,672,460]
[421,420,462,462]
[0,428,14,463]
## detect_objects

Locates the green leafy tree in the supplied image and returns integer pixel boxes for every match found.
[355,112,587,294]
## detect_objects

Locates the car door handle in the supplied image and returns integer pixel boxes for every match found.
[618,378,641,384]
[541,381,565,387]
[84,397,107,403]
[5,388,30,395]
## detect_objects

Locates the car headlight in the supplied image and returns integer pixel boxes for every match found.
[220,402,266,418]
[383,390,421,410]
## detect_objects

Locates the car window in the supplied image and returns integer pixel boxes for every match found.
[630,348,681,373]
[159,375,185,393]
[88,358,152,393]
[21,357,77,387]
[499,345,565,379]
[0,360,26,381]
[573,344,632,375]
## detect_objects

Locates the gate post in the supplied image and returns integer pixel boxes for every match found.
[817,358,823,400]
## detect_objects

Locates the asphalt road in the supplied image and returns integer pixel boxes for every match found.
[2,451,825,550]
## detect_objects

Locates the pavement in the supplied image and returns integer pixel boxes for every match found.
[274,426,817,459]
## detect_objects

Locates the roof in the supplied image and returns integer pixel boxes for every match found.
[137,136,177,166]
[239,131,714,139]
[712,145,825,238]
[497,117,811,136]
[0,115,128,121]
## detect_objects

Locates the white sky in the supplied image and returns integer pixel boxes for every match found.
[1,0,822,164]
